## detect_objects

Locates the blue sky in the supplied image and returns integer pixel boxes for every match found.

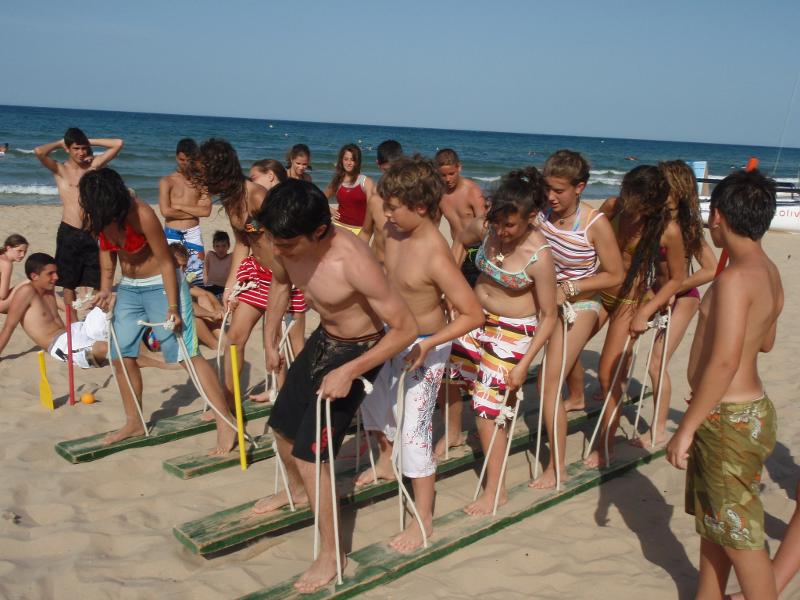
[2,0,799,147]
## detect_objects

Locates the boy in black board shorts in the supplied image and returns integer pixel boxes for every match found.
[34,128,123,319]
[250,179,418,593]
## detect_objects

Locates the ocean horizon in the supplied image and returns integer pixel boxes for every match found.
[1,104,799,207]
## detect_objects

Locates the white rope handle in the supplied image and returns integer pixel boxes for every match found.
[493,391,521,514]
[533,347,547,480]
[473,390,513,501]
[650,306,672,449]
[313,393,343,585]
[71,292,95,310]
[632,329,659,435]
[390,368,429,547]
[107,315,150,437]
[584,335,632,461]
[552,311,570,491]
[216,281,258,379]
[139,319,257,447]
[632,312,670,438]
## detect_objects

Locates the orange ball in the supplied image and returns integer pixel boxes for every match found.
[80,392,96,405]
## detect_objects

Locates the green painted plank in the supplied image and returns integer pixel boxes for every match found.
[237,443,667,599]
[163,434,276,479]
[173,397,642,555]
[54,400,271,464]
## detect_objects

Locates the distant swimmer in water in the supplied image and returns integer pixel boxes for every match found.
[625,156,638,161]
[0,143,8,156]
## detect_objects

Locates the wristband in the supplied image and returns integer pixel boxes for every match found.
[168,304,179,308]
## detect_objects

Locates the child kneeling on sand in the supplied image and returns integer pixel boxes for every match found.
[667,169,782,599]
[357,155,484,552]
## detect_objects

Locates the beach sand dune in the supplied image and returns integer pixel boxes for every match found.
[0,205,798,598]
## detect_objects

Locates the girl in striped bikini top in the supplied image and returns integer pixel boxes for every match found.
[538,205,605,282]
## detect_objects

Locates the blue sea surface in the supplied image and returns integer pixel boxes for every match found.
[0,104,798,206]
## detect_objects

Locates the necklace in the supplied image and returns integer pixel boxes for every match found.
[556,205,580,225]
[493,239,515,266]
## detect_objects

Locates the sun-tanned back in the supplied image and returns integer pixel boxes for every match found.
[688,252,783,399]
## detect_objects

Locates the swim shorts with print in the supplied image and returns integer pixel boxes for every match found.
[448,311,537,420]
[685,394,777,550]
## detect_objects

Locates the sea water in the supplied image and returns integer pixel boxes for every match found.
[1,104,798,206]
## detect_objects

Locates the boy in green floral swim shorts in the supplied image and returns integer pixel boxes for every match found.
[667,169,782,599]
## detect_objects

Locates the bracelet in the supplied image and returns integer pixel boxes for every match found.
[168,304,179,308]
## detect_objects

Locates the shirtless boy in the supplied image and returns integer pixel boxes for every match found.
[357,155,484,552]
[34,128,123,318]
[434,148,487,456]
[0,253,107,366]
[0,253,171,371]
[435,148,487,268]
[159,138,211,285]
[667,169,782,599]
[251,179,418,593]
[358,139,404,263]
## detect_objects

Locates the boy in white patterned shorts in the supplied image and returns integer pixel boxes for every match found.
[358,155,484,552]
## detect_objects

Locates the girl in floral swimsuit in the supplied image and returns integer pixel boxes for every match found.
[450,167,558,516]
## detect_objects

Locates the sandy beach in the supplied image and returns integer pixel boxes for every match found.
[1,204,798,599]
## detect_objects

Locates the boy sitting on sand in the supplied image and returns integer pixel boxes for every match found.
[0,253,108,366]
[667,169,782,599]
[356,155,484,552]
[0,253,173,371]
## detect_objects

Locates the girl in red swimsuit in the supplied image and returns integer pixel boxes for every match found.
[79,167,237,453]
[325,143,375,234]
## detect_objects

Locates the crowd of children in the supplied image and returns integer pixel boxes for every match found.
[0,125,791,597]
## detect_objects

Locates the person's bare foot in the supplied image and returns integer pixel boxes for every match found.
[583,448,614,469]
[200,410,215,422]
[562,396,587,412]
[208,422,238,456]
[248,390,276,403]
[102,422,145,445]
[354,462,396,487]
[528,467,568,490]
[434,431,466,457]
[629,428,667,449]
[389,517,433,553]
[251,489,309,515]
[294,553,346,593]
[463,489,507,516]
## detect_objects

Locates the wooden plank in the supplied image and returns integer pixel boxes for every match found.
[172,397,638,555]
[163,433,275,479]
[54,400,271,464]
[237,444,667,599]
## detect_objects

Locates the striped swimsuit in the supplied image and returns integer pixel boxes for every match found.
[538,207,604,314]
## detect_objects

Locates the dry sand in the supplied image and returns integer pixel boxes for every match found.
[0,205,798,599]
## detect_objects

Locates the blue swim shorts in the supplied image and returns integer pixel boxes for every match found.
[110,271,198,363]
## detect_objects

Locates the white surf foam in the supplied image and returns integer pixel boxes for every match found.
[0,184,59,196]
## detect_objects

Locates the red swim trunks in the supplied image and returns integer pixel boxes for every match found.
[235,256,308,313]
